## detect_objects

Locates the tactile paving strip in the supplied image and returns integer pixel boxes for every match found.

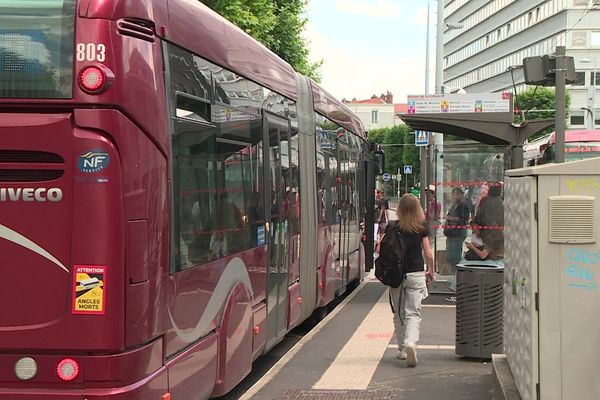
[282,389,395,399]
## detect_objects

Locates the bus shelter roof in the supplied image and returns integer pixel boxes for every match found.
[398,112,554,145]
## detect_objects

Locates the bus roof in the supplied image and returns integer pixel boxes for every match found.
[83,0,366,139]
[311,81,367,140]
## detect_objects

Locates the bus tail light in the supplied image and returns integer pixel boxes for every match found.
[79,65,114,94]
[14,357,38,381]
[56,358,80,381]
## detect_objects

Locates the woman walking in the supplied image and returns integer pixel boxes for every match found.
[388,194,435,367]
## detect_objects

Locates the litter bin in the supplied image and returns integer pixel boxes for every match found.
[455,260,504,359]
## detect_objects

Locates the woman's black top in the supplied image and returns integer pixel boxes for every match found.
[387,222,429,273]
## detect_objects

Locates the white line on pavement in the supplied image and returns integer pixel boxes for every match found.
[387,344,455,350]
[422,304,456,308]
[312,290,393,390]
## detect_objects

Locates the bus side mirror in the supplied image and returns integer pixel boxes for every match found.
[374,151,385,175]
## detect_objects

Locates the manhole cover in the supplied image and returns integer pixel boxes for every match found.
[282,389,395,400]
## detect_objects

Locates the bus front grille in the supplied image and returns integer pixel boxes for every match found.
[0,151,65,182]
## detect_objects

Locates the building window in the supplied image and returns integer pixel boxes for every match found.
[573,0,589,5]
[573,71,586,86]
[506,23,511,35]
[486,35,490,46]
[571,113,585,126]
[591,32,600,47]
[371,110,379,124]
[528,11,533,24]
[572,31,587,48]
[593,72,600,86]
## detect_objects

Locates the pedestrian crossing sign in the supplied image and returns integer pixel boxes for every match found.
[403,165,413,174]
[415,130,429,146]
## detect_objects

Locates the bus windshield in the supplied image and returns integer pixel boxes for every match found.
[0,0,76,99]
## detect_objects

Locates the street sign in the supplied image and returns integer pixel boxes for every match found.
[382,172,392,182]
[403,165,413,174]
[407,93,511,114]
[415,130,429,146]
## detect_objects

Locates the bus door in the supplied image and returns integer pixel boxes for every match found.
[337,144,350,290]
[263,113,291,350]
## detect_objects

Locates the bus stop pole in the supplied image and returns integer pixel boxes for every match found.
[511,144,524,169]
[555,45,566,163]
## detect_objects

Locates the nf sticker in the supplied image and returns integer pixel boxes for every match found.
[78,151,110,173]
[72,265,106,315]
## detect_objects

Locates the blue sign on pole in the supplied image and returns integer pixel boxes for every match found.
[415,130,430,147]
[403,165,413,174]
[382,172,392,182]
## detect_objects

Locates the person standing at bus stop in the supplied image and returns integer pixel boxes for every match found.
[424,185,441,244]
[444,187,470,302]
[376,190,389,242]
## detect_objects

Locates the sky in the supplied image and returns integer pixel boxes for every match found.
[305,0,434,104]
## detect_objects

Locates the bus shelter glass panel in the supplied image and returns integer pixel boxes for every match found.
[429,143,508,283]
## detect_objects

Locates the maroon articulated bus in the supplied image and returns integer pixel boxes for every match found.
[0,1,380,399]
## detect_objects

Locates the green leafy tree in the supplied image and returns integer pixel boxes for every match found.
[202,0,321,81]
[369,125,420,195]
[367,128,386,145]
[515,87,572,140]
[402,131,420,179]
[202,0,276,45]
[383,126,405,176]
[270,0,322,79]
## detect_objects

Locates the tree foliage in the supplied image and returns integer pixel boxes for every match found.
[201,0,321,81]
[369,125,420,195]
[515,87,572,140]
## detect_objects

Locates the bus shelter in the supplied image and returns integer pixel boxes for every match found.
[427,141,508,282]
[399,94,553,291]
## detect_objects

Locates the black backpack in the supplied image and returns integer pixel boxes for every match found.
[374,221,407,288]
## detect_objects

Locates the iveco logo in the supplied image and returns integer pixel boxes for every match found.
[0,188,62,202]
[78,151,110,173]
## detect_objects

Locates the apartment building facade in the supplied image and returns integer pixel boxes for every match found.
[343,92,406,130]
[444,0,600,128]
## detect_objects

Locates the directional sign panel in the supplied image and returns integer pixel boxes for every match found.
[415,130,429,146]
[407,93,511,114]
[382,172,392,182]
[403,165,413,174]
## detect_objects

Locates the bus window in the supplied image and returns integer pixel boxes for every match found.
[0,0,76,98]
[172,119,219,270]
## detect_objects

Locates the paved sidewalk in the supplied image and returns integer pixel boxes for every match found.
[242,281,499,400]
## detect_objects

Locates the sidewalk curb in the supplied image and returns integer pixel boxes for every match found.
[492,354,522,400]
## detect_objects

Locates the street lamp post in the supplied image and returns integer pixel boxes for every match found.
[424,0,463,207]
[581,57,597,129]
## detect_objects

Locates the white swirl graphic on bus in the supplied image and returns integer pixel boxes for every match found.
[0,223,68,273]
[168,257,253,344]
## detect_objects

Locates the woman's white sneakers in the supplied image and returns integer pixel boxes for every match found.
[396,350,407,360]
[405,343,418,367]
